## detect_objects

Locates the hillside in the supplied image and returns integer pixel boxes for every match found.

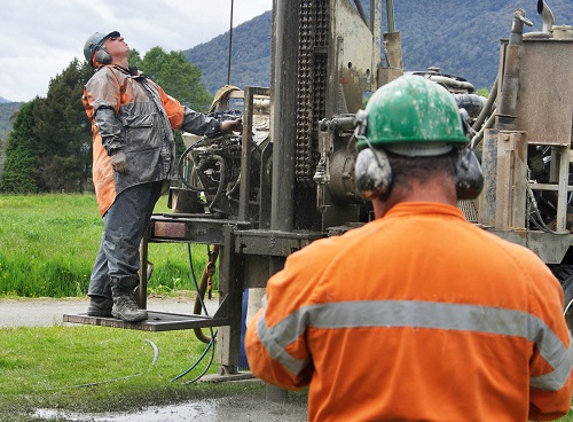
[0,102,22,140]
[0,102,23,177]
[185,0,573,94]
[185,11,272,95]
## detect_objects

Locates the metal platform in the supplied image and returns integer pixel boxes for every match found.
[63,310,226,332]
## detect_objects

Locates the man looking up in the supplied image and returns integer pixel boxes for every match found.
[82,31,240,322]
[245,75,573,421]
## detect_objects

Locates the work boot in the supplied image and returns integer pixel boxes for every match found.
[110,277,148,322]
[87,296,113,317]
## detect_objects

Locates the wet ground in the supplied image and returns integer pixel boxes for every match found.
[34,395,307,422]
[0,297,308,421]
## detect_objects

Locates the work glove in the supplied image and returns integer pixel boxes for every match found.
[110,151,128,175]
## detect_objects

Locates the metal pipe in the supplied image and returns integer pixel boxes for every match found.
[538,0,555,33]
[353,0,369,28]
[524,0,554,39]
[227,0,234,85]
[495,9,532,131]
[193,246,219,344]
[428,75,476,93]
[270,0,300,232]
[385,0,395,32]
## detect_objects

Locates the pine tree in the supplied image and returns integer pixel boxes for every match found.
[0,101,39,193]
[0,50,213,193]
[32,59,93,192]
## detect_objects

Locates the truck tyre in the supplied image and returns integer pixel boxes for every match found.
[550,265,573,334]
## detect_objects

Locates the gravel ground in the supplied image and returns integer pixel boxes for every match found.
[0,296,211,328]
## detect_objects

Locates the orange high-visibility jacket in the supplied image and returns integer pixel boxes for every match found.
[82,64,220,216]
[245,202,573,422]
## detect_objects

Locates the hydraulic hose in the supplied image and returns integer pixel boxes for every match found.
[207,155,228,214]
[169,243,218,383]
[178,144,203,191]
[472,74,498,133]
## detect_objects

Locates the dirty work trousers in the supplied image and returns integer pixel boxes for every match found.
[88,181,163,298]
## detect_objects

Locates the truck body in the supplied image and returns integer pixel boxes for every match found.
[66,0,573,375]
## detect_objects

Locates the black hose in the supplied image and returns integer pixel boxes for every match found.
[207,155,228,214]
[526,182,569,235]
[170,243,217,383]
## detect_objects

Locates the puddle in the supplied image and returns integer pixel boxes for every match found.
[33,396,307,422]
[34,400,218,422]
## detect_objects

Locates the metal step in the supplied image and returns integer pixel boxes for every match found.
[63,310,229,332]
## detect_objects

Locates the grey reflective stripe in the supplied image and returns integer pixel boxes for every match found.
[256,305,311,376]
[256,300,573,391]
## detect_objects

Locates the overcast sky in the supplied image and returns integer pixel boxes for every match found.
[0,0,272,102]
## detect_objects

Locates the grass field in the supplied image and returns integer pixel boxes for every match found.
[0,323,307,422]
[0,193,287,420]
[0,194,212,298]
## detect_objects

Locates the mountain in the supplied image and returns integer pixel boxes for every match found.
[0,102,23,178]
[2,2,572,142]
[396,0,573,90]
[185,0,573,94]
[185,11,272,95]
[0,102,23,140]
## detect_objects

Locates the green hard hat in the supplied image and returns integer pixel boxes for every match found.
[356,75,468,155]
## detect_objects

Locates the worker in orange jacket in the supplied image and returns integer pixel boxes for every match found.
[81,31,240,322]
[245,75,573,421]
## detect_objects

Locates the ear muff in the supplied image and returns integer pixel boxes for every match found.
[354,148,393,200]
[454,148,484,200]
[93,46,112,66]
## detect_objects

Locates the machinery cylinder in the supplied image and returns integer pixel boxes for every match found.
[270,0,301,232]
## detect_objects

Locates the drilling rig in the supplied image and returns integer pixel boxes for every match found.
[65,0,573,377]
[471,1,573,330]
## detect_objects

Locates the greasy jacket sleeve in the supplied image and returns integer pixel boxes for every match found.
[83,68,124,155]
[245,236,344,389]
[154,84,221,136]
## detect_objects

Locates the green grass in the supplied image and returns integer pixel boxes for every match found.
[0,194,213,298]
[0,193,307,420]
[0,324,304,422]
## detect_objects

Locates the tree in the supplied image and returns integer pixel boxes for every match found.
[0,101,39,193]
[32,59,93,192]
[128,49,143,69]
[1,49,212,193]
[138,47,212,112]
